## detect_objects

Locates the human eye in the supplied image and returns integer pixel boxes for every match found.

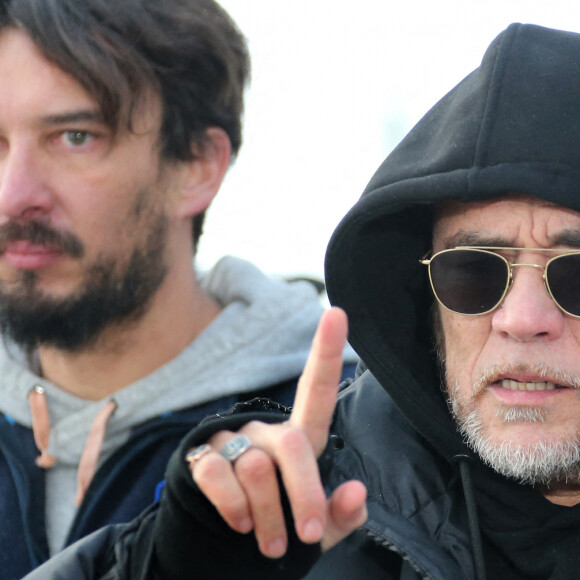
[62,130,93,148]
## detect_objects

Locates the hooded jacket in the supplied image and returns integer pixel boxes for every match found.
[23,22,580,580]
[319,21,580,579]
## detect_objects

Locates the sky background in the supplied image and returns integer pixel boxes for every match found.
[197,1,580,280]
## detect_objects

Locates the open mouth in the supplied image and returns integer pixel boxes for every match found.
[499,379,567,391]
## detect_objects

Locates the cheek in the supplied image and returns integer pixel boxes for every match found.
[63,150,163,216]
[441,312,492,393]
[67,180,161,243]
[568,319,580,345]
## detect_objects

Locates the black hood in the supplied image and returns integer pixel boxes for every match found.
[325,23,580,463]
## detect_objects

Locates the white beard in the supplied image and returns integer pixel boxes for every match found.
[449,379,580,486]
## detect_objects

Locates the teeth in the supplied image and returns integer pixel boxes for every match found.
[500,379,557,391]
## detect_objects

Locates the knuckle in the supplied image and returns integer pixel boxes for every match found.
[192,453,226,484]
[244,420,267,431]
[235,449,274,482]
[277,426,309,456]
[208,429,243,450]
[217,494,248,519]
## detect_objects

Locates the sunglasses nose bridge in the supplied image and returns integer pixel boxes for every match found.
[509,262,546,276]
[507,261,548,289]
[503,262,555,311]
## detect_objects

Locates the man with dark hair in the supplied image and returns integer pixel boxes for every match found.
[0,1,357,577]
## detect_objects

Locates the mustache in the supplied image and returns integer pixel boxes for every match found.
[0,221,84,259]
[473,362,580,395]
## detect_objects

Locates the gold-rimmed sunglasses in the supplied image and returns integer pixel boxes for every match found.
[420,246,580,317]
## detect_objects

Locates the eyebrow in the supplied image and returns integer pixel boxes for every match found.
[40,110,105,126]
[442,229,580,250]
[442,232,516,249]
[550,229,580,248]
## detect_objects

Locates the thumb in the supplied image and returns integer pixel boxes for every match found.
[321,480,368,552]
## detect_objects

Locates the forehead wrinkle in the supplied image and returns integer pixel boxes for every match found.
[434,200,580,251]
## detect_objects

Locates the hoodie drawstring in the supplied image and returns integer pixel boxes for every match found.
[28,386,117,506]
[453,455,486,580]
[28,386,57,468]
[75,399,117,505]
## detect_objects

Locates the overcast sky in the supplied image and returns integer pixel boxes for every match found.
[197,1,580,279]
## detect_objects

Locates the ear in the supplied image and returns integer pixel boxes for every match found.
[174,127,232,219]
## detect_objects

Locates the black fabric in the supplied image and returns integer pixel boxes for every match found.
[319,374,475,579]
[23,525,124,580]
[150,373,477,579]
[151,410,321,580]
[473,464,580,579]
[24,506,159,580]
[0,415,48,578]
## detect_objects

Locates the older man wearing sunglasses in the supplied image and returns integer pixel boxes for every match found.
[24,21,580,580]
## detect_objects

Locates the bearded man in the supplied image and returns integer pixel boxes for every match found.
[0,1,356,577]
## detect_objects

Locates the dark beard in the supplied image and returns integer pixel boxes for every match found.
[0,215,169,352]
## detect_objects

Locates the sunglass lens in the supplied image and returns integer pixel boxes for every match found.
[430,250,508,314]
[547,254,580,317]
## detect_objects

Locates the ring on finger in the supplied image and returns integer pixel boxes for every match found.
[219,434,252,463]
[185,444,213,468]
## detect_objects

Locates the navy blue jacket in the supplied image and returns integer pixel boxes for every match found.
[2,378,302,580]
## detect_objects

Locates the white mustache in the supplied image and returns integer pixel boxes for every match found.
[472,362,580,396]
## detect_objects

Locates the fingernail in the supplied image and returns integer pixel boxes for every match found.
[237,517,253,533]
[266,537,286,558]
[302,518,323,543]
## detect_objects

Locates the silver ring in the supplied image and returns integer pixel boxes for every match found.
[219,434,252,462]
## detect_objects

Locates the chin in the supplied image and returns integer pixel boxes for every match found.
[464,412,580,486]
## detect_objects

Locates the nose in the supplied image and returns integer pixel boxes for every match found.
[0,142,55,221]
[491,264,564,342]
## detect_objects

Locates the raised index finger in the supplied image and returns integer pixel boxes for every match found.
[290,307,348,455]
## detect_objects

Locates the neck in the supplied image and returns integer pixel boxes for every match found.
[37,264,220,401]
[539,484,580,507]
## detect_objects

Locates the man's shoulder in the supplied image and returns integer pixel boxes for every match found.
[322,372,472,579]
[330,371,455,509]
[23,505,159,580]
